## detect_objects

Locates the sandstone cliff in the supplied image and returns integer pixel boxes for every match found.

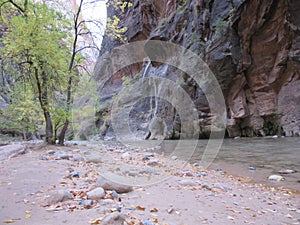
[94,0,300,139]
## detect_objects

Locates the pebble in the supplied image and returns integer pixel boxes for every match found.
[171,155,178,160]
[183,171,194,177]
[79,199,93,206]
[127,170,139,177]
[201,184,211,190]
[53,151,70,160]
[141,219,155,225]
[179,179,198,186]
[213,183,232,191]
[278,169,296,174]
[87,187,105,200]
[121,152,132,160]
[196,172,207,177]
[96,175,133,193]
[46,150,55,155]
[85,154,102,163]
[72,172,80,178]
[101,212,126,225]
[46,190,72,205]
[73,156,85,162]
[268,174,284,181]
[142,156,150,161]
[111,190,119,199]
[147,159,160,166]
[139,168,157,175]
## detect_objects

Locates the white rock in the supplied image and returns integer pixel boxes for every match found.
[87,187,105,200]
[121,152,131,160]
[179,179,198,186]
[53,151,70,160]
[46,190,72,205]
[96,176,133,193]
[268,174,284,181]
[278,169,296,174]
[171,155,178,160]
[102,212,126,225]
[147,159,160,166]
[85,154,102,163]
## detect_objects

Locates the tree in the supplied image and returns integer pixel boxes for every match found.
[55,0,131,144]
[0,0,71,144]
[0,0,130,144]
[0,82,43,139]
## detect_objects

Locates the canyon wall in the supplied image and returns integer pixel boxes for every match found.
[94,0,300,139]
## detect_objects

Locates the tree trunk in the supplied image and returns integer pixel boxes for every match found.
[35,67,54,144]
[44,111,54,144]
[58,119,69,145]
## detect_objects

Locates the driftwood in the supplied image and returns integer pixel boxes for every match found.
[0,144,28,161]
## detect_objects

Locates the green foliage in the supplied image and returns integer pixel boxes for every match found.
[71,72,100,137]
[0,0,72,95]
[0,83,43,135]
[0,0,128,142]
[0,0,73,142]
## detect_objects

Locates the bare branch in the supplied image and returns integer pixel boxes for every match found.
[75,45,99,54]
[6,0,25,14]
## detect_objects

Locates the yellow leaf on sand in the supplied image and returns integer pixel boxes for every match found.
[25,213,31,219]
[3,220,17,223]
[90,218,102,224]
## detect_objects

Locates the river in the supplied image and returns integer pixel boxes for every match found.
[157,137,300,192]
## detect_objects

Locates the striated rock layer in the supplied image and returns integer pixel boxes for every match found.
[94,0,300,138]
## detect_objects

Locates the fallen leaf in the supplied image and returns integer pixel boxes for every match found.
[150,207,158,212]
[25,210,31,219]
[136,205,145,211]
[167,207,174,214]
[3,220,17,223]
[90,218,102,224]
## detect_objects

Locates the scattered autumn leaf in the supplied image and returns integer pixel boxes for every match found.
[90,218,102,224]
[136,205,145,211]
[3,220,17,223]
[150,207,158,212]
[167,207,174,214]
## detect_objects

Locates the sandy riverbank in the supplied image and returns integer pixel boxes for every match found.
[0,143,299,225]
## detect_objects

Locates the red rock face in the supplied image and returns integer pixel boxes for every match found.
[95,0,300,138]
[228,0,300,136]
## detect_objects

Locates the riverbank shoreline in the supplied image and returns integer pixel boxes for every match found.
[0,142,299,224]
